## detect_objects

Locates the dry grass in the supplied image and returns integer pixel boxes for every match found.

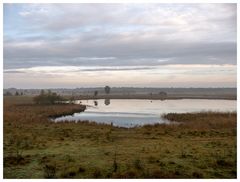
[4,96,237,179]
[162,112,236,130]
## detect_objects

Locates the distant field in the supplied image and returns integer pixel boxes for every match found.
[4,96,236,179]
[71,93,236,100]
[4,96,34,105]
[4,87,237,100]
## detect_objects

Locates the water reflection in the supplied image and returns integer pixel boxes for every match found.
[55,99,237,128]
[104,99,110,106]
[94,100,98,106]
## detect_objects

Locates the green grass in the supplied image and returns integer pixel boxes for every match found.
[3,96,237,178]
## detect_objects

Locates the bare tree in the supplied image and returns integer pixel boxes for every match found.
[104,86,111,94]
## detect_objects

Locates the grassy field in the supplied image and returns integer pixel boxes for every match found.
[3,96,237,179]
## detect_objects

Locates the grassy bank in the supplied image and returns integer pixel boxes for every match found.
[4,96,236,179]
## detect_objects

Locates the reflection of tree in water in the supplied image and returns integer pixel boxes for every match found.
[159,91,167,101]
[94,100,98,106]
[104,99,110,106]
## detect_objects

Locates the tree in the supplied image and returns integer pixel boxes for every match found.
[159,91,167,97]
[15,91,19,96]
[40,89,45,95]
[159,91,167,100]
[47,90,51,95]
[69,95,75,104]
[94,90,98,97]
[104,86,111,94]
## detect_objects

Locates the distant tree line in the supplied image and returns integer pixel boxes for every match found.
[33,90,64,104]
[15,91,23,96]
[4,91,24,96]
[4,91,13,96]
[93,86,111,97]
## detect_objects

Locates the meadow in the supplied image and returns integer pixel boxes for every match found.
[3,96,237,178]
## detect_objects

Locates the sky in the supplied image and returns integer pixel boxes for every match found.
[3,3,237,88]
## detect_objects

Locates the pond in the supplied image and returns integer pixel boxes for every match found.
[54,99,237,128]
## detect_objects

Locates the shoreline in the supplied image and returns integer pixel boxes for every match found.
[70,95,237,100]
[4,94,236,101]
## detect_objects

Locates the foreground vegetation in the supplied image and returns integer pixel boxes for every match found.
[4,96,236,178]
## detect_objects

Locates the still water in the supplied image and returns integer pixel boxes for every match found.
[54,99,236,128]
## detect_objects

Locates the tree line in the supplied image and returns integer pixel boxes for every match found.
[33,86,111,105]
[33,90,64,105]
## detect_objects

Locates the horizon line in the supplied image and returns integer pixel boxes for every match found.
[4,87,237,90]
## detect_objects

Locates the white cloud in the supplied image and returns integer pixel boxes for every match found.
[19,11,31,17]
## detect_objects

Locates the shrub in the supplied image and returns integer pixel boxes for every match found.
[43,164,56,178]
[78,166,86,173]
[33,90,64,105]
[92,168,102,178]
[113,152,118,172]
[134,159,144,170]
[192,171,203,178]
[216,159,233,167]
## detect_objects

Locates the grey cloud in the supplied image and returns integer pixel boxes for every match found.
[4,4,236,70]
[19,4,236,32]
[78,66,157,72]
[4,70,26,73]
[3,66,158,74]
[4,37,236,69]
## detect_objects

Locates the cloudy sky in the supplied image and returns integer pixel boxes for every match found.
[4,3,236,88]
